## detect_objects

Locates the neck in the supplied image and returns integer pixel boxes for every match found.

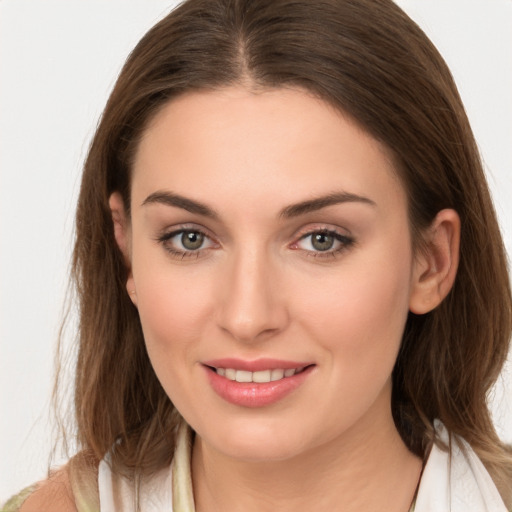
[191,400,422,512]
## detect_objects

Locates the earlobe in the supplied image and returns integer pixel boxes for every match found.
[409,209,460,315]
[109,192,137,305]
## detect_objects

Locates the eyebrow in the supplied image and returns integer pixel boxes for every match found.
[141,190,375,219]
[142,191,219,219]
[279,192,376,218]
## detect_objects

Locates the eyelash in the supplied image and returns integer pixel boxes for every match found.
[157,227,216,259]
[292,229,355,259]
[156,227,355,260]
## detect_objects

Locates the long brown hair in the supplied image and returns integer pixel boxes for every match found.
[67,0,512,504]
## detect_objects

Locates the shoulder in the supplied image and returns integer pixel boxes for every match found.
[2,452,100,512]
[16,467,77,512]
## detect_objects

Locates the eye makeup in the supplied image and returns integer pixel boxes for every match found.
[155,224,218,260]
[155,222,355,262]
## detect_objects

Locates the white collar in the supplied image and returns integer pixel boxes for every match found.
[414,420,507,511]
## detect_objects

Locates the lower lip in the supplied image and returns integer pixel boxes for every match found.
[204,366,314,408]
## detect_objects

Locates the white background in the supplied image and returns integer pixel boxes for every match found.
[1,0,511,503]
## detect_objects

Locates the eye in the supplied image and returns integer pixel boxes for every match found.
[180,231,205,250]
[293,229,354,256]
[307,232,336,251]
[158,228,216,257]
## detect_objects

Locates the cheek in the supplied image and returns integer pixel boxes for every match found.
[132,263,219,420]
[294,244,413,372]
[139,282,202,341]
[131,251,216,370]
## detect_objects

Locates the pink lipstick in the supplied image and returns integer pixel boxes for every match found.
[203,358,314,408]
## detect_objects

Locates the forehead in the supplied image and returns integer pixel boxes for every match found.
[131,86,405,217]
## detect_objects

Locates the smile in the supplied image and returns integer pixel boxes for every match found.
[214,367,306,383]
[203,360,315,407]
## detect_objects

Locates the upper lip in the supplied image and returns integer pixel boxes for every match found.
[202,358,314,372]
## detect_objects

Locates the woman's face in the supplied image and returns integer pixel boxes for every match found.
[122,86,424,461]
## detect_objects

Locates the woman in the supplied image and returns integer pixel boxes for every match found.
[5,0,511,510]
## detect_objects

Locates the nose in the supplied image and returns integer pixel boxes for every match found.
[216,247,289,343]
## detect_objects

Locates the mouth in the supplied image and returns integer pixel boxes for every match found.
[202,359,315,408]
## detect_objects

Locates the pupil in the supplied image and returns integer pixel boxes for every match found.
[312,233,334,251]
[182,231,204,250]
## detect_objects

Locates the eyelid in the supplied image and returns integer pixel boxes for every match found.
[156,222,216,241]
[156,223,219,258]
[291,223,352,242]
[289,224,355,256]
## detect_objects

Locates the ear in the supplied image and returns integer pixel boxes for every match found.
[109,192,137,305]
[409,209,460,314]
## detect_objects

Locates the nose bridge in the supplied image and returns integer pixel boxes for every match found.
[217,243,286,342]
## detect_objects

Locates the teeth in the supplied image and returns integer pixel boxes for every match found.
[215,367,304,383]
[235,370,252,383]
[253,370,271,383]
[271,369,284,381]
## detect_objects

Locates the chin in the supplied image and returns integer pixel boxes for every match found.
[218,437,303,463]
[195,417,318,462]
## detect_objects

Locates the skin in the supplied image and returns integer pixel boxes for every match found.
[110,86,460,512]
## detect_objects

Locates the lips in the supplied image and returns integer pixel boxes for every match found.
[203,358,314,408]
